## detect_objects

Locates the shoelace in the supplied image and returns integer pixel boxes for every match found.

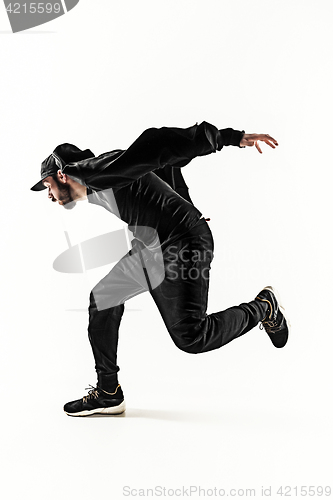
[82,383,121,403]
[82,384,100,403]
[259,319,281,334]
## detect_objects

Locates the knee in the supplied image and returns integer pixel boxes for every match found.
[168,319,204,354]
[180,345,200,354]
[89,290,124,315]
[173,337,201,354]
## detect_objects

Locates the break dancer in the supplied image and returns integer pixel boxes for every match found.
[31,121,289,417]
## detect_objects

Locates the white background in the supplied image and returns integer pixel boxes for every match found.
[1,1,332,498]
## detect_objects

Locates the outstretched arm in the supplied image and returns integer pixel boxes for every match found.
[240,133,278,153]
[64,122,245,190]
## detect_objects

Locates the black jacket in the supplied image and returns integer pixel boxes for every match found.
[63,121,244,249]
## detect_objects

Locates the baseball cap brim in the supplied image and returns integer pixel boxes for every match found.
[30,153,60,191]
[31,178,48,191]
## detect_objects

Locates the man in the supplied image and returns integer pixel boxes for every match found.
[31,121,289,417]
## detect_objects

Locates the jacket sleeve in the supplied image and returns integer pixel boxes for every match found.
[62,121,245,190]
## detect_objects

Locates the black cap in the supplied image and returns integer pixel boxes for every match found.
[30,143,95,191]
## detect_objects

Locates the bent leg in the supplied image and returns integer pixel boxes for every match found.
[150,220,268,353]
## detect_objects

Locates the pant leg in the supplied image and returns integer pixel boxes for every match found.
[149,220,268,353]
[88,219,268,391]
[88,247,150,390]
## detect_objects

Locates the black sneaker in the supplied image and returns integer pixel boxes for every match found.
[255,286,290,348]
[63,384,126,417]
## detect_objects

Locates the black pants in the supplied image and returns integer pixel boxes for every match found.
[88,219,268,391]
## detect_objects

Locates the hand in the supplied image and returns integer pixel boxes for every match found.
[240,133,278,154]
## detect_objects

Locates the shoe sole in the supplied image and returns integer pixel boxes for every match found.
[64,400,126,417]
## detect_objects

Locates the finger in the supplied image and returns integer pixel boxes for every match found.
[264,140,276,149]
[253,134,279,146]
[263,134,278,146]
[255,141,262,154]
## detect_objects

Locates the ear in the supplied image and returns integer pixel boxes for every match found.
[57,169,68,183]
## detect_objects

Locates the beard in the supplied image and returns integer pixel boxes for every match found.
[54,177,76,210]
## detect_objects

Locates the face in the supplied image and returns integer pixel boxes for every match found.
[43,174,76,210]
